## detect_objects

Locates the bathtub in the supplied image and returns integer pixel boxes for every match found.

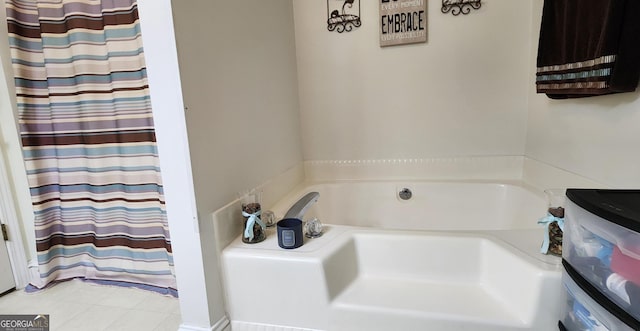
[221,180,563,331]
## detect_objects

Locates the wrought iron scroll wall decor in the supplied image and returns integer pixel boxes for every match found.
[441,0,481,16]
[327,0,361,33]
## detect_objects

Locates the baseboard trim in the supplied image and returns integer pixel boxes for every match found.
[231,320,323,331]
[178,315,229,331]
[212,315,230,331]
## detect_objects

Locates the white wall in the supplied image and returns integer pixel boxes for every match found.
[170,2,305,323]
[525,1,640,188]
[0,7,37,264]
[293,0,533,161]
[172,0,304,215]
[137,1,224,330]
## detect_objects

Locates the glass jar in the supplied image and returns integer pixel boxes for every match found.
[541,189,566,256]
[241,191,266,244]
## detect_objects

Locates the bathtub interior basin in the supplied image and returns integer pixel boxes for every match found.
[325,232,560,331]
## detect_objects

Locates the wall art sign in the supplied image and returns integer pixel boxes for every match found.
[327,0,361,33]
[441,0,481,16]
[379,0,427,47]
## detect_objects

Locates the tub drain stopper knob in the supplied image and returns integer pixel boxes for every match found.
[305,218,323,238]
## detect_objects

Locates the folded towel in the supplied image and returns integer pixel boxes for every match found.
[611,245,640,287]
[536,0,640,99]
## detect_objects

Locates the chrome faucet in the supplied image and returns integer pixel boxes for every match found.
[284,192,320,220]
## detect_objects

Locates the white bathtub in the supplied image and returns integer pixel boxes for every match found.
[221,181,563,331]
[271,181,547,231]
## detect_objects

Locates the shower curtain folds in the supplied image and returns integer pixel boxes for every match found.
[5,0,176,294]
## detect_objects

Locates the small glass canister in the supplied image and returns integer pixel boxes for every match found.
[538,189,566,256]
[241,191,266,244]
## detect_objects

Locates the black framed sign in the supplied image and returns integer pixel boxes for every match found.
[380,0,427,47]
[327,0,361,33]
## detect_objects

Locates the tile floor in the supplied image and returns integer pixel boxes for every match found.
[0,279,181,331]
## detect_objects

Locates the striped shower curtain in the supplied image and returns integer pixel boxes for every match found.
[4,0,176,294]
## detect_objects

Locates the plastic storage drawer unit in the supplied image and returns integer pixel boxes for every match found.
[560,268,634,331]
[563,189,640,326]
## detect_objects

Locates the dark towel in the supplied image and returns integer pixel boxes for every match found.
[627,281,640,316]
[536,0,640,99]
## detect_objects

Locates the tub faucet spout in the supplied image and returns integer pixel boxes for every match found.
[284,192,320,220]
